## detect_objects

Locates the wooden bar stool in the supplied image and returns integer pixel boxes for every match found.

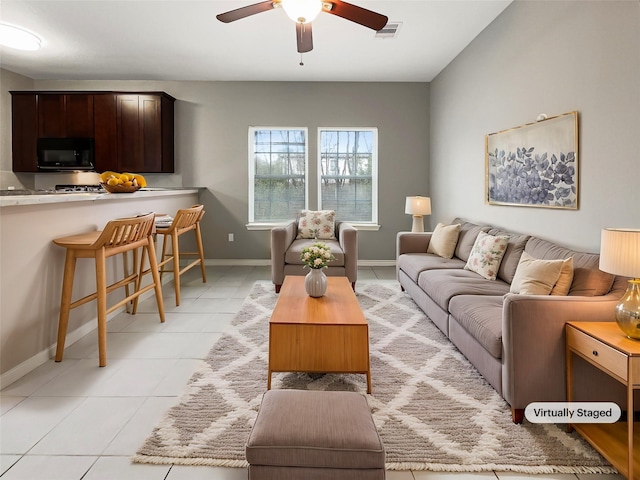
[153,204,206,306]
[52,213,165,367]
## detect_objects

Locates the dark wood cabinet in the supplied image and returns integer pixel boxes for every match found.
[37,94,94,138]
[115,94,174,173]
[10,91,175,173]
[11,93,38,172]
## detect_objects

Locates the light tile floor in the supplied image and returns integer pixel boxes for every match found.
[0,266,623,480]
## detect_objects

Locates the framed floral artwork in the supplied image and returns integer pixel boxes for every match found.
[485,111,578,209]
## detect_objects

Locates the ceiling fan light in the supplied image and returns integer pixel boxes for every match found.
[281,0,322,24]
[0,23,42,51]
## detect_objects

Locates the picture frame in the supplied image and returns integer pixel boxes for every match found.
[485,111,578,209]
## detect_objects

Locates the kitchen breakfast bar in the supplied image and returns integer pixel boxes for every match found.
[0,188,200,386]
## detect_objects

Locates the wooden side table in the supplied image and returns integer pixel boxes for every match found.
[566,322,640,479]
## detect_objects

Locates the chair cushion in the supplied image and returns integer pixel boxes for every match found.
[285,238,345,266]
[297,210,336,240]
[246,390,385,469]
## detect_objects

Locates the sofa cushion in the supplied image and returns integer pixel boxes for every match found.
[417,269,510,312]
[525,237,615,296]
[454,221,491,262]
[464,232,510,280]
[285,238,344,266]
[426,223,461,259]
[448,295,504,359]
[487,228,530,284]
[296,210,336,240]
[510,252,564,295]
[397,253,466,283]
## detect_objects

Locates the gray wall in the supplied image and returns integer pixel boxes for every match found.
[429,0,640,252]
[2,79,430,261]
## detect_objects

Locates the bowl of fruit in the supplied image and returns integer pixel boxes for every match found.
[99,171,146,193]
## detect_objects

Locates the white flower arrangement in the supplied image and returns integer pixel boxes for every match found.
[301,242,335,269]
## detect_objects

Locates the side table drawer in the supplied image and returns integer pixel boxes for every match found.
[567,326,628,381]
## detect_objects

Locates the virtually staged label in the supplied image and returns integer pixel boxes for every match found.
[524,402,621,423]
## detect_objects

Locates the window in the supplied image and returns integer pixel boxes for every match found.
[249,128,307,223]
[318,128,378,224]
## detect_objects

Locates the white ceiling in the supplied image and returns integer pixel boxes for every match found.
[0,0,512,82]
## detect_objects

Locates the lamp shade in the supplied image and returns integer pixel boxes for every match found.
[405,196,431,216]
[281,0,322,23]
[599,228,640,278]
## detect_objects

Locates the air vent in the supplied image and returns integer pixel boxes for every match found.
[375,22,402,39]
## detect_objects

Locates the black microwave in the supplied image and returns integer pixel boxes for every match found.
[37,138,95,171]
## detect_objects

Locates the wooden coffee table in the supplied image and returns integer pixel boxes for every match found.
[267,276,372,393]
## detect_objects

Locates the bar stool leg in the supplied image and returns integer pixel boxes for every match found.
[196,222,207,283]
[95,248,108,367]
[171,232,181,306]
[160,234,170,282]
[55,249,77,362]
[146,237,166,322]
[131,246,148,315]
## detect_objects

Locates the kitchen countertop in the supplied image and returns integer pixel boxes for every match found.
[0,187,202,207]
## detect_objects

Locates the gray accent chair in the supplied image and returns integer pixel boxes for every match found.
[271,220,358,293]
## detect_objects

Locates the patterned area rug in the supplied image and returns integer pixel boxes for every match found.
[134,281,614,474]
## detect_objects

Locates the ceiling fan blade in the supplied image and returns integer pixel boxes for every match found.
[296,23,313,53]
[216,1,276,23]
[324,0,388,31]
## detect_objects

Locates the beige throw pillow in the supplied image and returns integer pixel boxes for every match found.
[296,210,336,240]
[550,257,574,296]
[427,223,461,259]
[464,231,509,280]
[510,252,566,295]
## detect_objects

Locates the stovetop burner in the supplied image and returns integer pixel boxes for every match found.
[54,184,105,193]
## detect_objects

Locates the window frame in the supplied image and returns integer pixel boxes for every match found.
[248,126,309,227]
[317,127,379,229]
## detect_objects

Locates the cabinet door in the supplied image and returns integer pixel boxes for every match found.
[140,95,162,172]
[116,95,143,172]
[93,94,117,173]
[11,94,38,172]
[65,95,94,137]
[37,94,94,138]
[38,94,65,137]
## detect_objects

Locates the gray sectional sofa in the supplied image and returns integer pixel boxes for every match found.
[396,218,628,423]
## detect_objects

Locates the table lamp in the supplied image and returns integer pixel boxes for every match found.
[405,196,431,233]
[599,228,640,339]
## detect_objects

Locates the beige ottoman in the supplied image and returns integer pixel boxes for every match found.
[246,390,385,480]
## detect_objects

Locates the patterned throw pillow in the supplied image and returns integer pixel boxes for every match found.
[296,210,336,240]
[464,231,510,280]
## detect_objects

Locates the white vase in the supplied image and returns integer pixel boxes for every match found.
[305,268,327,297]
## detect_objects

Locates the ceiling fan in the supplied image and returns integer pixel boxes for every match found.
[216,0,388,54]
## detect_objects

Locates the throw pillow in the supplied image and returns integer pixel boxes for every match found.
[296,210,336,240]
[426,223,461,259]
[550,257,574,296]
[510,252,565,295]
[464,231,510,280]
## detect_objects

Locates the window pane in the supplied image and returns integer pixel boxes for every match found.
[250,128,307,222]
[319,129,376,223]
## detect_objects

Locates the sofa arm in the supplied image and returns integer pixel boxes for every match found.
[337,222,358,285]
[271,221,297,287]
[502,293,621,413]
[396,231,432,256]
